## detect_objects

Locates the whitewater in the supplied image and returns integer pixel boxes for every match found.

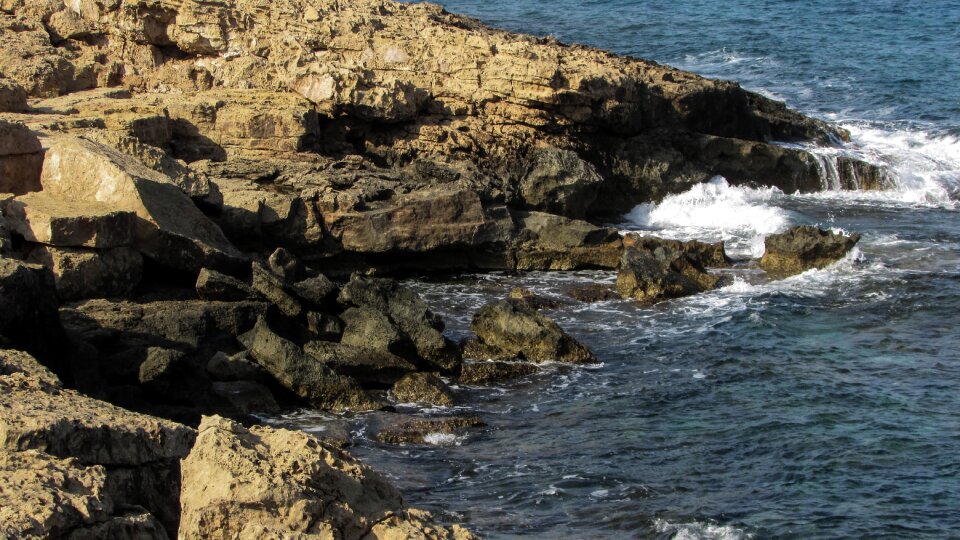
[272,1,960,538]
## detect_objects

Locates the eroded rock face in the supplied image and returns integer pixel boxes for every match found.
[2,191,136,248]
[759,225,861,276]
[616,242,722,304]
[470,300,597,364]
[27,245,143,300]
[179,415,475,540]
[511,211,623,271]
[0,120,44,195]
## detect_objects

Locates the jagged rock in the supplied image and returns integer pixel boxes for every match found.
[178,416,474,539]
[0,349,61,387]
[759,225,861,276]
[0,120,43,195]
[392,372,457,407]
[27,245,143,300]
[562,283,620,303]
[267,247,303,282]
[292,273,339,308]
[137,347,207,406]
[508,287,564,310]
[248,318,381,411]
[195,267,259,301]
[211,381,280,415]
[616,242,722,304]
[520,146,604,218]
[375,416,486,446]
[0,76,27,112]
[206,351,269,383]
[2,192,136,248]
[624,234,732,268]
[339,306,405,352]
[470,300,598,364]
[251,262,303,318]
[305,311,343,341]
[304,340,417,388]
[39,136,245,273]
[511,211,623,270]
[0,258,67,372]
[458,361,539,385]
[339,275,462,373]
[0,450,169,540]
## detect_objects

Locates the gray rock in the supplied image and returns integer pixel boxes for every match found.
[0,258,67,374]
[391,372,457,406]
[267,247,303,282]
[212,381,280,415]
[206,351,268,382]
[196,267,259,301]
[519,146,603,218]
[304,340,417,388]
[27,245,143,301]
[251,262,303,318]
[305,311,343,341]
[292,273,339,308]
[616,242,721,303]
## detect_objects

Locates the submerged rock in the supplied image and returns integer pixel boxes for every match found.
[616,242,721,304]
[759,225,861,276]
[458,360,540,385]
[375,416,487,446]
[391,372,457,407]
[178,415,475,539]
[470,300,598,364]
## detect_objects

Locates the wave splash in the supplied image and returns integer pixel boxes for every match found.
[653,518,753,540]
[621,177,789,258]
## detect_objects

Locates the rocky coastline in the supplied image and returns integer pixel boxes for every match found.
[1,0,865,537]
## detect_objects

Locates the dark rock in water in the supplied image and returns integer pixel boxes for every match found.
[375,416,486,445]
[27,245,143,301]
[510,211,623,271]
[211,381,280,415]
[519,146,603,219]
[391,372,457,406]
[616,242,721,304]
[458,360,539,385]
[292,274,339,308]
[0,258,69,379]
[470,300,597,364]
[508,287,564,310]
[562,283,620,303]
[206,351,269,383]
[248,318,382,411]
[196,268,259,301]
[267,247,303,282]
[624,234,732,268]
[251,262,303,318]
[303,340,417,388]
[339,275,462,373]
[305,311,343,341]
[759,225,861,276]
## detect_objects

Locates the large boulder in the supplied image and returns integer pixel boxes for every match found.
[304,340,417,388]
[339,275,462,373]
[38,136,245,273]
[759,225,861,276]
[178,415,475,539]
[248,318,382,411]
[0,76,28,112]
[27,245,143,300]
[2,191,136,248]
[616,242,722,303]
[470,300,597,364]
[510,211,623,271]
[0,120,43,195]
[195,267,259,301]
[391,372,457,407]
[519,146,604,218]
[623,234,732,268]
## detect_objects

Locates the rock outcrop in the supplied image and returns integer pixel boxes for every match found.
[759,225,861,276]
[468,300,598,364]
[616,240,723,304]
[178,415,476,539]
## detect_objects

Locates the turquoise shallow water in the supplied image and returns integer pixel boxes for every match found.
[273,2,960,538]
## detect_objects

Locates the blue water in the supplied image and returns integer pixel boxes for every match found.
[274,2,960,538]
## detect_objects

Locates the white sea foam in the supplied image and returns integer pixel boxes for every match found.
[422,432,459,445]
[622,177,789,258]
[654,518,752,540]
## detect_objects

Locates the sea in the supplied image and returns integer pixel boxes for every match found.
[269,1,960,537]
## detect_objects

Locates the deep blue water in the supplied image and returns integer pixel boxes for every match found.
[273,2,960,538]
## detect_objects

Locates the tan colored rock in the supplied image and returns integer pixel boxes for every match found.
[616,242,722,304]
[511,210,623,271]
[0,449,169,540]
[0,348,61,387]
[3,191,136,248]
[179,415,474,540]
[0,75,27,113]
[392,372,457,407]
[470,299,598,364]
[0,119,43,195]
[759,225,861,276]
[39,135,245,273]
[27,245,142,300]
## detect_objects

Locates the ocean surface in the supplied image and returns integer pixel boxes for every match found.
[271,1,960,537]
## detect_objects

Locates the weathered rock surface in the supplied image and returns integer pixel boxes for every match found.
[511,211,623,271]
[251,261,304,318]
[458,360,540,385]
[211,381,280,415]
[195,267,259,301]
[0,258,67,372]
[759,225,861,276]
[508,287,565,311]
[624,234,732,268]
[339,275,462,373]
[616,241,722,304]
[0,120,43,195]
[206,351,269,383]
[248,318,382,411]
[0,348,61,388]
[392,372,457,407]
[470,300,598,364]
[27,245,143,300]
[375,416,487,446]
[1,191,136,248]
[179,415,475,540]
[304,340,417,388]
[0,76,28,113]
[39,136,245,273]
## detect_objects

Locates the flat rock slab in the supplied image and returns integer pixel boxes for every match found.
[0,373,196,466]
[27,245,143,300]
[3,191,136,248]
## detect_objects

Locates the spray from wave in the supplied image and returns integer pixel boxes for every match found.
[621,177,790,258]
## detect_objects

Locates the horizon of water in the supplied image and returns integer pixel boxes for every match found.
[275,2,960,538]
